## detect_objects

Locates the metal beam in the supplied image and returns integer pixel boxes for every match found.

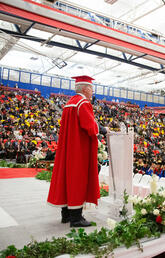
[76,40,82,48]
[124,54,147,62]
[41,29,61,46]
[1,28,165,75]
[122,52,127,60]
[129,54,147,61]
[23,22,35,35]
[14,24,21,33]
[160,64,164,70]
[83,40,100,49]
[128,55,133,61]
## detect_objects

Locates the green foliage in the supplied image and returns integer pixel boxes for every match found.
[35,170,52,182]
[1,216,162,258]
[27,157,37,168]
[119,189,129,219]
[0,160,26,168]
[0,245,17,258]
[100,187,109,197]
[123,189,129,204]
[0,160,8,167]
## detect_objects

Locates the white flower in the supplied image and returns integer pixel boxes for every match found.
[102,151,108,160]
[98,153,103,162]
[153,209,160,215]
[107,218,117,230]
[128,195,134,203]
[127,195,141,204]
[137,196,142,201]
[98,140,101,148]
[142,199,147,204]
[142,197,151,204]
[162,190,165,197]
[162,207,165,212]
[37,153,44,159]
[141,208,147,215]
[132,195,142,204]
[159,190,165,198]
[146,197,152,204]
[162,201,165,206]
[35,154,39,160]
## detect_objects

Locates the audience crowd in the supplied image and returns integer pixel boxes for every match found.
[0,84,165,177]
[0,86,63,163]
[93,99,165,177]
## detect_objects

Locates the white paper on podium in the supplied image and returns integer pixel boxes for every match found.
[107,130,134,202]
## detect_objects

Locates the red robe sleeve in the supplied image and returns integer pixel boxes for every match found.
[78,101,98,136]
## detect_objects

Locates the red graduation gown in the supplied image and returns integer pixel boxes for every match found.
[47,94,100,208]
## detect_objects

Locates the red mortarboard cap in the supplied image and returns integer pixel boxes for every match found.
[72,75,95,86]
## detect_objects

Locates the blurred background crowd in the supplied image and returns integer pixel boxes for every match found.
[0,84,165,177]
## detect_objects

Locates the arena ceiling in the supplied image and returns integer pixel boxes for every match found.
[0,0,165,92]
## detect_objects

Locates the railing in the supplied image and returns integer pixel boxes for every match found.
[50,93,70,99]
[98,99,138,108]
[1,66,165,105]
[0,85,41,95]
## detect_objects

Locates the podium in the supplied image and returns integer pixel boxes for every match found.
[102,128,134,219]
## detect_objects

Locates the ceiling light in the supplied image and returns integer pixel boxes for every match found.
[45,44,53,48]
[104,0,118,4]
[42,0,56,3]
[52,58,67,69]
[96,56,103,59]
[30,56,38,60]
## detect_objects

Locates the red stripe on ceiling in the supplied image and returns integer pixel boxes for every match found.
[0,2,165,61]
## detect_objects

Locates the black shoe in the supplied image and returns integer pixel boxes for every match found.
[61,217,70,223]
[70,218,92,227]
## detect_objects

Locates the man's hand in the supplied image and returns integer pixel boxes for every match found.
[105,127,110,133]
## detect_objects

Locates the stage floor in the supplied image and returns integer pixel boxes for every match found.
[0,177,165,257]
[0,177,111,250]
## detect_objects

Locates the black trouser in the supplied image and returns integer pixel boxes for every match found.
[61,207,70,221]
[0,150,5,159]
[61,207,82,222]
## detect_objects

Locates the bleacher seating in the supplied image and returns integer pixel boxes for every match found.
[0,84,165,189]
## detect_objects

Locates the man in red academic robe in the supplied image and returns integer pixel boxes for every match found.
[47,75,100,227]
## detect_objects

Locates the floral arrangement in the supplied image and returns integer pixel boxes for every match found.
[98,140,108,164]
[27,151,45,168]
[127,186,165,228]
[33,151,45,160]
[27,157,38,168]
